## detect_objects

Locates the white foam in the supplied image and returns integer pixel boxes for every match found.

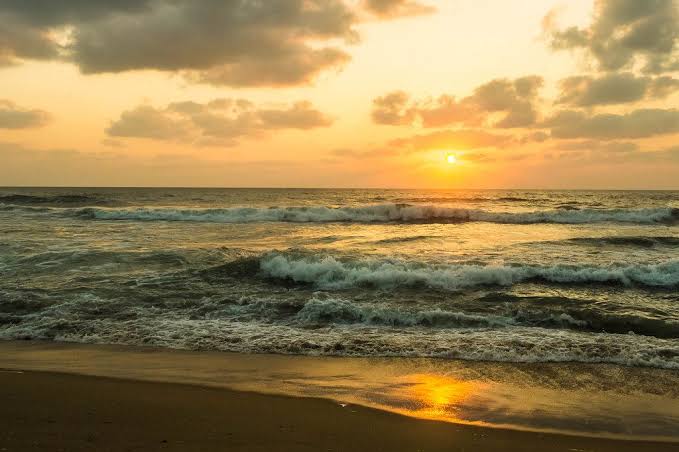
[3,316,677,369]
[260,254,679,290]
[294,297,513,327]
[72,204,679,225]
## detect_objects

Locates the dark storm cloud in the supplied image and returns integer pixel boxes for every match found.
[107,99,333,146]
[543,108,679,139]
[546,0,679,73]
[557,73,679,106]
[0,100,50,128]
[371,76,543,129]
[0,0,357,86]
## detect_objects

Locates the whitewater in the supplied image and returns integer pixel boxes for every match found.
[66,204,679,224]
[1,187,678,369]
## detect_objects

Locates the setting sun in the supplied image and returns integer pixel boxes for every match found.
[2,1,679,450]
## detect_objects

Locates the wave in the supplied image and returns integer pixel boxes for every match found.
[564,236,679,248]
[259,253,679,290]
[397,196,535,203]
[4,310,678,369]
[375,235,434,244]
[0,194,111,206]
[294,298,585,329]
[69,204,679,225]
[293,298,679,338]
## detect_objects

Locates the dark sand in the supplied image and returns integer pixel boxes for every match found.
[1,371,677,452]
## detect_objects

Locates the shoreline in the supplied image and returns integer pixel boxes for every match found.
[2,340,679,444]
[2,369,678,452]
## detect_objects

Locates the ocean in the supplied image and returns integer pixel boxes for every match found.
[1,187,678,369]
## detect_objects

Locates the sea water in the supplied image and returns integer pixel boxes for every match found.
[1,188,678,368]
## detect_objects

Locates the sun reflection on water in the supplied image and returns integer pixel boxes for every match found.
[395,373,482,421]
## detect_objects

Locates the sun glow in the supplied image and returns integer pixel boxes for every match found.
[399,374,480,420]
[446,154,458,164]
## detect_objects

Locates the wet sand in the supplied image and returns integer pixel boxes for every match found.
[2,370,677,452]
[3,341,679,442]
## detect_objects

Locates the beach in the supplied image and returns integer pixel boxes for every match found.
[2,340,679,451]
[1,188,678,449]
[3,366,678,452]
[3,0,679,448]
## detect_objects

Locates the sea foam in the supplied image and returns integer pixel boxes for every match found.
[260,253,679,290]
[68,204,679,225]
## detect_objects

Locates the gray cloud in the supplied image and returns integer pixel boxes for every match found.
[0,1,151,26]
[371,75,543,129]
[0,0,430,86]
[363,0,435,18]
[107,99,333,146]
[0,100,50,128]
[257,102,332,129]
[553,140,640,153]
[543,108,679,139]
[0,21,58,66]
[557,73,679,106]
[0,1,356,86]
[330,146,397,159]
[371,91,415,125]
[649,76,679,98]
[413,95,481,127]
[521,131,550,143]
[546,0,679,74]
[106,106,193,140]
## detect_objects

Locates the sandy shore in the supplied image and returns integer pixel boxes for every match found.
[1,370,677,452]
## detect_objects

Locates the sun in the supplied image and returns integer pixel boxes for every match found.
[446,154,457,165]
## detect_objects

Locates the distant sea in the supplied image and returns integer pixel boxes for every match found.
[1,188,678,369]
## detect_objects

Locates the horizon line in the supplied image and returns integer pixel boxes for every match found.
[1,186,678,192]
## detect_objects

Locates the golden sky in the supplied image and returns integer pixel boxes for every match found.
[1,0,678,188]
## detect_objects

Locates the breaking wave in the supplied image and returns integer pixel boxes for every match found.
[292,298,679,338]
[259,253,679,290]
[0,194,111,206]
[294,298,591,330]
[70,204,679,225]
[563,236,679,248]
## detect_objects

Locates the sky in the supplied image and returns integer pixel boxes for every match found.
[1,0,678,189]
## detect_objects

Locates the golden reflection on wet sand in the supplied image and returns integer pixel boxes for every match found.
[2,342,679,441]
[394,373,482,421]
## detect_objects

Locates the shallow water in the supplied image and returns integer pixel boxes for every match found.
[1,188,678,368]
[3,341,679,441]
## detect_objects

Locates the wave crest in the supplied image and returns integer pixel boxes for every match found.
[0,194,110,206]
[71,204,679,225]
[260,253,679,290]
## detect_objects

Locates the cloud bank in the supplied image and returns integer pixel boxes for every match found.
[372,76,544,130]
[543,108,679,139]
[0,0,432,86]
[0,100,50,129]
[107,99,333,147]
[363,0,436,18]
[546,0,679,74]
[557,73,679,106]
